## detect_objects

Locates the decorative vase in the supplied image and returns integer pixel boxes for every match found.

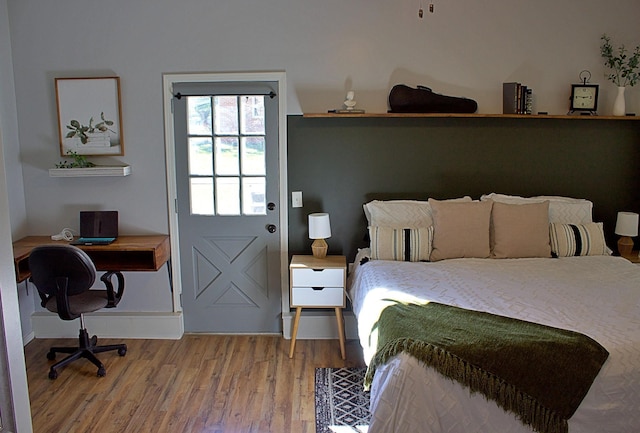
[612,86,626,116]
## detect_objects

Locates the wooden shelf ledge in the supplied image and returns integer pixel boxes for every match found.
[302,112,640,120]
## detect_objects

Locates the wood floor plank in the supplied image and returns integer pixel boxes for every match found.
[25,335,365,433]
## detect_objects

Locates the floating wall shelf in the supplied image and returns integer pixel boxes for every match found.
[49,165,131,178]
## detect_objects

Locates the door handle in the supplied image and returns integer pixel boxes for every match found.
[266,224,277,233]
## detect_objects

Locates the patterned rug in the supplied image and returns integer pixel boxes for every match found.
[315,367,371,433]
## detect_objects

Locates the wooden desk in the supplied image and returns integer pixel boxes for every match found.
[13,235,170,283]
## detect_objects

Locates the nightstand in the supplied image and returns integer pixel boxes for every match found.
[289,255,346,359]
[621,251,640,264]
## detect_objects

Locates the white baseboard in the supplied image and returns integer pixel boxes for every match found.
[31,312,184,339]
[281,310,358,340]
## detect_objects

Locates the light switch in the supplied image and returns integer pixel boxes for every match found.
[292,191,303,208]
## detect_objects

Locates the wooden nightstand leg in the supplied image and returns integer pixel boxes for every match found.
[289,307,302,358]
[335,307,346,360]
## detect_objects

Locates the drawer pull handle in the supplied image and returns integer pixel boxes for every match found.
[312,268,324,272]
[312,286,324,291]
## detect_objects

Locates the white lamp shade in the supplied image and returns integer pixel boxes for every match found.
[615,211,639,237]
[308,213,331,239]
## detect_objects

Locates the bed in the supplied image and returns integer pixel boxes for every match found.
[348,194,640,433]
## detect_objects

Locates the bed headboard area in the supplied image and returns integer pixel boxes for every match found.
[287,115,640,261]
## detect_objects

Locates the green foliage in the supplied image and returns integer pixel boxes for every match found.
[600,34,640,87]
[55,151,96,168]
[65,112,115,144]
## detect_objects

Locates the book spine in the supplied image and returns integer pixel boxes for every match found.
[502,82,519,114]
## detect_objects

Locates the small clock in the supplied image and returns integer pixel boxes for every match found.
[570,84,599,113]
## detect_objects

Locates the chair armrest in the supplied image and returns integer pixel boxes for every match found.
[100,271,125,308]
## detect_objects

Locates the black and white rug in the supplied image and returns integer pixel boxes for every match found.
[315,367,371,433]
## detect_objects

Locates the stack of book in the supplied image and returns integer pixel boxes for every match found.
[502,82,533,114]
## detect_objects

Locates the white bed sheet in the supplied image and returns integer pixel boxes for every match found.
[348,252,640,433]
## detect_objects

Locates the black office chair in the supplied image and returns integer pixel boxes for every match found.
[28,244,127,379]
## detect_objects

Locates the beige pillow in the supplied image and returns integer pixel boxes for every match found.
[429,199,493,261]
[491,201,551,258]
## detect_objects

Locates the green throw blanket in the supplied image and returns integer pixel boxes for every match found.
[365,302,609,433]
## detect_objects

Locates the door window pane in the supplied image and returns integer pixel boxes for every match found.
[241,137,265,175]
[241,96,265,135]
[216,177,240,215]
[189,137,213,176]
[215,137,239,176]
[187,97,212,135]
[243,177,266,215]
[214,96,238,135]
[190,178,214,215]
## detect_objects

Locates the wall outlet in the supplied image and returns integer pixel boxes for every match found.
[292,191,303,208]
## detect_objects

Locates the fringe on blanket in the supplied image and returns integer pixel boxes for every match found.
[365,338,569,433]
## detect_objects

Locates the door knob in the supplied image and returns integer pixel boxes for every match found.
[267,202,276,211]
[267,224,277,233]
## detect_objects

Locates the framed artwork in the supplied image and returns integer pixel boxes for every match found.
[55,77,124,156]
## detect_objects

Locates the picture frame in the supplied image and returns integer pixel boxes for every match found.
[55,77,124,156]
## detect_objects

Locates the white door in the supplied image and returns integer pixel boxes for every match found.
[173,80,282,333]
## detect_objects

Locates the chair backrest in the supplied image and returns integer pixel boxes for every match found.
[29,244,96,297]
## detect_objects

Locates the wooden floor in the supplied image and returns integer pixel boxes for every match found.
[24,335,365,433]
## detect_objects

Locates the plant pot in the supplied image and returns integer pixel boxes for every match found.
[84,132,111,147]
[612,86,626,116]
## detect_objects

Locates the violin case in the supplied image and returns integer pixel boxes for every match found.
[388,84,478,114]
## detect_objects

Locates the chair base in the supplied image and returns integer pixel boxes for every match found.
[47,328,127,379]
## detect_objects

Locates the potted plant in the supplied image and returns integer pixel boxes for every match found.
[600,34,640,115]
[55,151,96,168]
[65,112,115,146]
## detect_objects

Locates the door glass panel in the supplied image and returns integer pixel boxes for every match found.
[216,177,240,215]
[241,96,265,135]
[214,96,238,135]
[186,94,267,216]
[190,177,214,215]
[241,137,266,175]
[215,137,239,175]
[189,137,213,176]
[243,177,266,215]
[187,96,212,135]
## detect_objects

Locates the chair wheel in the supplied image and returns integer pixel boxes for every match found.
[97,367,106,377]
[48,369,58,380]
[118,347,127,356]
[46,351,56,360]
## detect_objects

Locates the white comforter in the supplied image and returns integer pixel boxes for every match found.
[348,253,640,433]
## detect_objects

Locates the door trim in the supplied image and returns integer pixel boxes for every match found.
[162,71,288,333]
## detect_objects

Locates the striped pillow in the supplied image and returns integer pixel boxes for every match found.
[369,226,433,261]
[549,222,608,257]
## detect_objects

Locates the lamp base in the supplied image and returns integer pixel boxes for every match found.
[311,238,328,259]
[618,236,634,257]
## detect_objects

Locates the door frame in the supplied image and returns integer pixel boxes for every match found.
[162,71,288,333]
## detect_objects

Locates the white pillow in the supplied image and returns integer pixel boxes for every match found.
[364,197,472,228]
[481,193,592,224]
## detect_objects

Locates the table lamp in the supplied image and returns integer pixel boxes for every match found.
[615,211,639,257]
[308,213,331,259]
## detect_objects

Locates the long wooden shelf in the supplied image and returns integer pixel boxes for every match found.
[303,112,640,120]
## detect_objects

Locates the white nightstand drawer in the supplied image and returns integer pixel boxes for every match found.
[291,268,344,287]
[291,286,344,307]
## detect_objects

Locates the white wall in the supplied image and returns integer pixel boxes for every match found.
[5,0,640,316]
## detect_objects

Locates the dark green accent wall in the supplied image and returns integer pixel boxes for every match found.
[287,115,640,261]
